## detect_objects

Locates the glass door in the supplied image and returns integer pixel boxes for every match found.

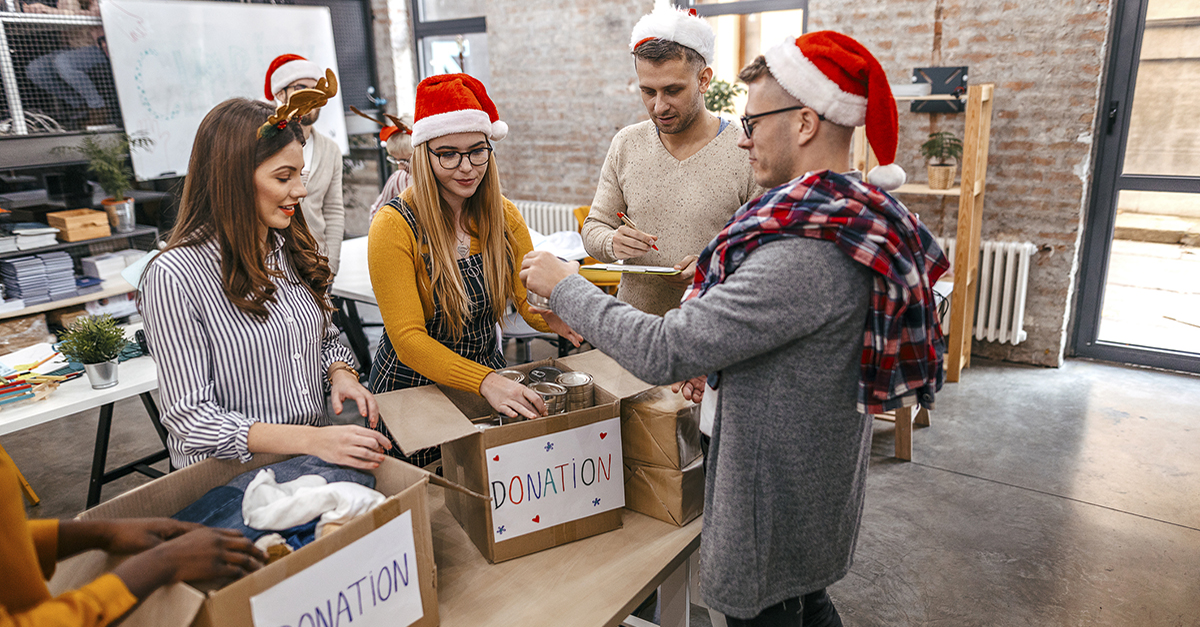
[1074,0,1200,372]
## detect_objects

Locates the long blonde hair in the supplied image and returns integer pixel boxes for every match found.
[408,144,516,341]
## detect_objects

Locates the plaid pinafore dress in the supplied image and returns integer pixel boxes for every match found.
[369,200,506,467]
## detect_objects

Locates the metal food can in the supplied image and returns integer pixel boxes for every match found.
[556,371,594,411]
[495,369,526,384]
[528,366,563,384]
[528,381,568,415]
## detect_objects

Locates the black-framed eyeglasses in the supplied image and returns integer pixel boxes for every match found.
[740,105,824,139]
[427,145,493,170]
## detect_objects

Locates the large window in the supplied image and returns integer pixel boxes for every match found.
[685,0,808,113]
[410,0,488,87]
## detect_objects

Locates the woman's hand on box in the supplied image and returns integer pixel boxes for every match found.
[329,367,380,428]
[305,425,392,470]
[671,375,707,403]
[480,372,546,420]
[112,528,267,598]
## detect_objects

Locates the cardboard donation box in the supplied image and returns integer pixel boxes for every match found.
[559,350,705,526]
[376,358,625,563]
[48,454,466,627]
[47,209,111,242]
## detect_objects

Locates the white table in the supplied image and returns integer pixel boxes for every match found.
[330,237,377,372]
[0,325,168,508]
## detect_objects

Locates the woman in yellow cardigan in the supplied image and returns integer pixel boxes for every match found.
[0,447,265,626]
[368,74,580,465]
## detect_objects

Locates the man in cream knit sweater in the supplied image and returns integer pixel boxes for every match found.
[581,4,759,316]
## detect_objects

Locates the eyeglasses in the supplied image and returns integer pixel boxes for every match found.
[427,145,493,170]
[740,105,825,139]
[386,155,410,167]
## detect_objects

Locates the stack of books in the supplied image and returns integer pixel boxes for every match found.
[82,252,130,280]
[41,251,77,301]
[0,231,16,253]
[7,223,60,250]
[0,255,50,306]
[75,275,103,296]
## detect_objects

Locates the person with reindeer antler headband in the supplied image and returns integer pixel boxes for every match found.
[350,106,415,220]
[262,55,347,276]
[138,88,391,473]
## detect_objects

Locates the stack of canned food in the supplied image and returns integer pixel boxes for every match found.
[491,366,595,417]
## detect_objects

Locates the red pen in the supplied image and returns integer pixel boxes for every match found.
[617,212,659,251]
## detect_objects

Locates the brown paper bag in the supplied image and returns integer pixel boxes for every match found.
[623,456,704,526]
[621,385,702,470]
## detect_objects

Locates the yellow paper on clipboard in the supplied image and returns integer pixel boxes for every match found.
[581,263,681,275]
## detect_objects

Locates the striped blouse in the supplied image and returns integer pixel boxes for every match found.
[140,236,354,469]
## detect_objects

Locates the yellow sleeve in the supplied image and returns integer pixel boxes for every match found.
[502,199,552,334]
[369,200,494,394]
[1,450,136,627]
[0,574,137,627]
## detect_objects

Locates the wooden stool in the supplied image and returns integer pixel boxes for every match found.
[875,405,931,461]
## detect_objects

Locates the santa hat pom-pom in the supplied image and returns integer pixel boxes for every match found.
[869,163,906,191]
[491,120,509,142]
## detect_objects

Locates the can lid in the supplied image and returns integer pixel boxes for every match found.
[528,381,567,395]
[556,371,593,387]
[495,369,525,381]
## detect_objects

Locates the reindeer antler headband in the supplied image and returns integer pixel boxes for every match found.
[257,68,338,140]
[350,106,411,143]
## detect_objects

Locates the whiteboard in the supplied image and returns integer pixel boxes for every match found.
[101,0,349,181]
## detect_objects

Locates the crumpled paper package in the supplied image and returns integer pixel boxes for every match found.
[623,456,704,526]
[0,314,51,356]
[620,385,702,470]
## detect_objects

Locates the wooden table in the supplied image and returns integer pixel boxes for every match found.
[428,486,704,627]
[0,325,169,508]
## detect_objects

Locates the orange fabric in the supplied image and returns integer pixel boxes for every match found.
[0,448,137,627]
[369,191,551,394]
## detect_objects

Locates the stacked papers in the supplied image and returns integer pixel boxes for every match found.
[41,251,77,301]
[76,275,103,295]
[82,253,128,280]
[0,255,49,306]
[8,222,60,250]
[0,233,16,253]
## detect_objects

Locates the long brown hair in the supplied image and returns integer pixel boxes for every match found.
[408,142,516,340]
[147,98,333,320]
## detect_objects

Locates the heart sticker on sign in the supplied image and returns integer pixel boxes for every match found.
[532,515,540,523]
[600,432,607,439]
[493,455,500,461]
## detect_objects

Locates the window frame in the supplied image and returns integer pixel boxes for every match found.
[409,0,486,81]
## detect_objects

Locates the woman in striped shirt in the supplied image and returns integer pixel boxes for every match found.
[140,98,390,470]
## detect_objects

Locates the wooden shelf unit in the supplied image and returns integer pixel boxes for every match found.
[852,83,996,461]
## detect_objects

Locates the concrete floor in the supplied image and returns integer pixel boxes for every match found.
[4,349,1199,626]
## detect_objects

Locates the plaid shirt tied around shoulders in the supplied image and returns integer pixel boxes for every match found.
[684,170,951,415]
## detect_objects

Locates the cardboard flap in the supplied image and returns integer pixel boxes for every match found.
[427,469,490,501]
[559,350,654,399]
[376,384,478,454]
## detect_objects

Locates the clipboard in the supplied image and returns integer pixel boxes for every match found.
[581,263,681,275]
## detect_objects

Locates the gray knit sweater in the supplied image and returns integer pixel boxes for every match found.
[550,237,874,619]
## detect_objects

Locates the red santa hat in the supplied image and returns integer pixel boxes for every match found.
[763,31,906,190]
[629,0,715,66]
[264,54,324,102]
[379,125,408,143]
[410,73,508,147]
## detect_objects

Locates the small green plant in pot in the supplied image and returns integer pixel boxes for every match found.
[919,131,963,190]
[54,133,153,233]
[704,78,745,116]
[59,314,128,389]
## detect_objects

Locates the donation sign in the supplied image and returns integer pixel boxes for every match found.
[486,417,624,542]
[250,510,423,627]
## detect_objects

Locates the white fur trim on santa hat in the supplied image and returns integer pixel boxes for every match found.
[763,38,867,128]
[411,109,505,147]
[270,59,323,101]
[868,163,906,191]
[629,0,715,66]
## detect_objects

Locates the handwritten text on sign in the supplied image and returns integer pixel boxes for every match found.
[486,417,624,542]
[250,509,423,627]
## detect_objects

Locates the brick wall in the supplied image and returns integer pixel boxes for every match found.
[811,0,1114,367]
[485,0,653,204]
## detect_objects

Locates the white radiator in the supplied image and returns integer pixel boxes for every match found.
[935,238,1036,345]
[511,200,579,235]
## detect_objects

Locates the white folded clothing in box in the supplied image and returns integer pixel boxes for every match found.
[81,253,128,280]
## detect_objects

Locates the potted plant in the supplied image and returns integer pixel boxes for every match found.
[58,314,128,389]
[919,130,963,190]
[55,133,152,233]
[704,78,745,116]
